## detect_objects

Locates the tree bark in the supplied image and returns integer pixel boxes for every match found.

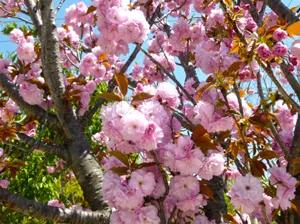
[0,188,110,224]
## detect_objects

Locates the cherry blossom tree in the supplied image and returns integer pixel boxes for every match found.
[0,0,300,223]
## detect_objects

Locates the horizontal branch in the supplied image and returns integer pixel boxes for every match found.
[0,73,60,130]
[0,188,110,224]
[267,0,299,24]
[16,133,68,160]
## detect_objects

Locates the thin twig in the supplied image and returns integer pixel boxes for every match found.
[0,6,33,24]
[137,45,196,105]
[259,62,300,114]
[150,151,169,224]
[155,0,187,23]
[258,0,268,27]
[256,72,290,160]
[167,206,177,224]
[233,81,244,117]
[55,0,66,14]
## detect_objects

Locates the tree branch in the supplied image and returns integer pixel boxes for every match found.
[259,62,300,114]
[0,188,110,224]
[0,73,60,130]
[280,63,300,101]
[16,133,68,160]
[267,0,299,24]
[39,0,74,138]
[137,45,196,105]
[256,72,290,159]
[24,0,43,35]
[55,0,66,14]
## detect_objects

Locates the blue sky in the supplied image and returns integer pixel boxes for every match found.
[0,0,297,85]
[0,0,296,52]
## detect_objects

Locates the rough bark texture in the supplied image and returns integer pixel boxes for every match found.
[0,73,59,130]
[16,133,68,160]
[67,127,109,211]
[0,188,110,224]
[1,0,299,223]
[203,177,227,223]
[267,0,299,23]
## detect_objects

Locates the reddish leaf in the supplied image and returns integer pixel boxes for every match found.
[136,162,157,169]
[192,125,217,153]
[291,200,300,215]
[99,92,122,101]
[257,150,279,160]
[132,92,153,101]
[250,160,266,177]
[223,214,238,224]
[199,181,215,201]
[109,151,129,167]
[227,61,243,74]
[110,167,129,176]
[9,167,20,179]
[85,6,96,15]
[115,73,128,96]
[227,141,239,159]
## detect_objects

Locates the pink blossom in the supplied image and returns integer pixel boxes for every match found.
[198,153,225,180]
[195,43,219,74]
[169,175,200,201]
[228,174,264,213]
[192,100,214,128]
[227,92,251,116]
[272,130,292,156]
[129,169,156,195]
[0,59,11,74]
[224,167,242,180]
[252,194,274,224]
[138,122,164,151]
[191,215,216,224]
[169,175,206,211]
[273,28,288,42]
[19,82,44,105]
[0,148,4,158]
[257,44,271,60]
[47,166,55,174]
[158,136,204,175]
[103,171,144,209]
[85,80,96,94]
[207,116,235,133]
[92,131,109,144]
[17,42,37,63]
[291,40,300,57]
[92,64,107,80]
[131,63,143,81]
[0,180,9,189]
[272,43,288,57]
[120,110,148,142]
[47,199,65,208]
[207,8,225,27]
[79,53,97,76]
[10,28,24,44]
[274,101,296,131]
[269,166,296,210]
[70,204,83,211]
[101,156,126,171]
[135,205,160,224]
[5,99,19,114]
